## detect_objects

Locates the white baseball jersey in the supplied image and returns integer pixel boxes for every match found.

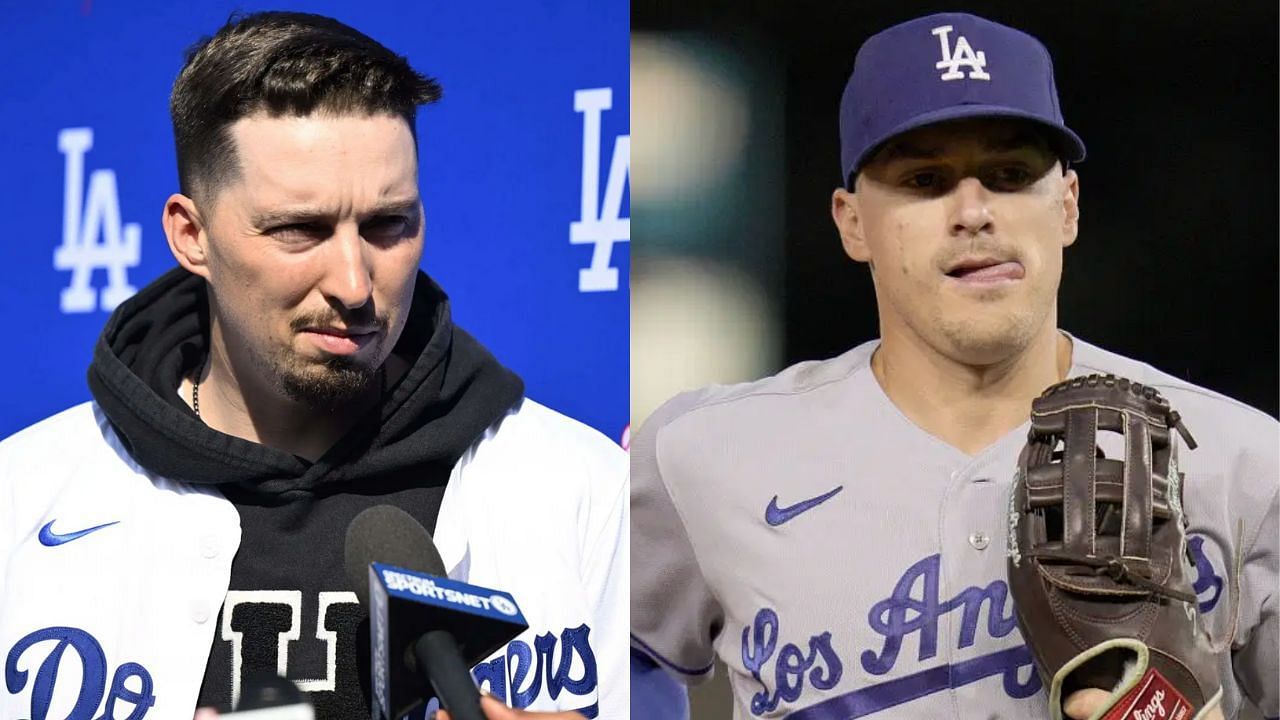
[631,335,1278,719]
[0,398,629,719]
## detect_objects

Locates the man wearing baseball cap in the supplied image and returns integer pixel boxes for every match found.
[631,12,1276,720]
[839,12,1084,185]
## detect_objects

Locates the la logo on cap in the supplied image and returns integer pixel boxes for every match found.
[932,25,990,81]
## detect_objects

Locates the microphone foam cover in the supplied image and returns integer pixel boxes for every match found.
[344,505,447,607]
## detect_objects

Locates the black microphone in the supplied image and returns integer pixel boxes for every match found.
[344,506,528,720]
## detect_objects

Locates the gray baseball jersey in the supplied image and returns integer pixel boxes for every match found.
[631,335,1278,719]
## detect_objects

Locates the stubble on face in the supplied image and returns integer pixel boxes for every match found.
[199,112,423,413]
[905,231,1061,365]
[930,286,1054,364]
[279,305,392,409]
[854,119,1076,367]
[203,259,399,411]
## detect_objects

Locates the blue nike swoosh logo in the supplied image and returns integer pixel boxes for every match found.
[766,486,844,526]
[38,519,120,547]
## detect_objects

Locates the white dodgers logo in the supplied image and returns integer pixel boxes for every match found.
[55,127,140,313]
[570,88,629,293]
[932,25,990,81]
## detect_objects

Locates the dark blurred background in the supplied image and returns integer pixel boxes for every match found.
[631,0,1277,427]
[631,2,1277,717]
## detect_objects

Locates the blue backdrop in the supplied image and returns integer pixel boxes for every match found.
[0,0,629,444]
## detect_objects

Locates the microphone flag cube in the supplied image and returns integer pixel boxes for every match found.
[368,562,528,720]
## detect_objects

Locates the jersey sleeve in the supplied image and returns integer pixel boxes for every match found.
[1232,485,1278,717]
[630,394,723,684]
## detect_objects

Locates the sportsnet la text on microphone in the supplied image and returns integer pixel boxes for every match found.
[381,570,518,617]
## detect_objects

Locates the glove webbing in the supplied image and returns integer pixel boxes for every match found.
[1022,548,1197,604]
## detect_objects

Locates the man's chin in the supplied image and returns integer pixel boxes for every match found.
[934,316,1041,366]
[278,363,380,409]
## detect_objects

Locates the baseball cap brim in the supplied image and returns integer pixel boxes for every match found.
[847,104,1087,186]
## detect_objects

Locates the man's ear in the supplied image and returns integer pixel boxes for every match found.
[832,185,872,263]
[163,193,211,279]
[1061,168,1080,248]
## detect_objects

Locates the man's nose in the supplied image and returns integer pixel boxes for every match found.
[950,176,994,237]
[319,227,373,310]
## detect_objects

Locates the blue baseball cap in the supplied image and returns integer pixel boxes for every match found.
[840,12,1086,187]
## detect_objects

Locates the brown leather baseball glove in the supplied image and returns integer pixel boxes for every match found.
[1007,374,1232,720]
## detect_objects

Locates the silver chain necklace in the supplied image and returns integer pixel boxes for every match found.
[192,376,202,418]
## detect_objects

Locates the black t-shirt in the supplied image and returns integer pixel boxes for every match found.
[197,480,446,717]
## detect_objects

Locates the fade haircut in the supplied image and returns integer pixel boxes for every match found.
[170,11,441,204]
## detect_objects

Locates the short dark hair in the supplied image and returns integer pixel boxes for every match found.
[170,11,441,203]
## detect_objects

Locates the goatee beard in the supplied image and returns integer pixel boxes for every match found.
[278,355,382,411]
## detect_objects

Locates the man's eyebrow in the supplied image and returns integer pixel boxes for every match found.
[251,198,421,227]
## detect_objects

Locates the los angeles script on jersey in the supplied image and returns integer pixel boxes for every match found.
[740,539,1224,718]
[4,601,600,720]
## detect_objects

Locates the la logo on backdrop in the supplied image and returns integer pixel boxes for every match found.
[571,88,629,294]
[55,127,141,314]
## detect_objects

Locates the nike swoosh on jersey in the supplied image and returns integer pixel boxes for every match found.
[38,519,120,547]
[766,486,844,526]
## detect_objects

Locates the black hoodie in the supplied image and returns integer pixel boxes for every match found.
[88,267,524,716]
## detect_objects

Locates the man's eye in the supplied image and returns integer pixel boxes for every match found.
[904,171,942,189]
[270,223,327,239]
[363,216,411,240]
[987,165,1034,189]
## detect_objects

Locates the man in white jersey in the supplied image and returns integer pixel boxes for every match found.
[630,12,1278,720]
[0,12,626,720]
